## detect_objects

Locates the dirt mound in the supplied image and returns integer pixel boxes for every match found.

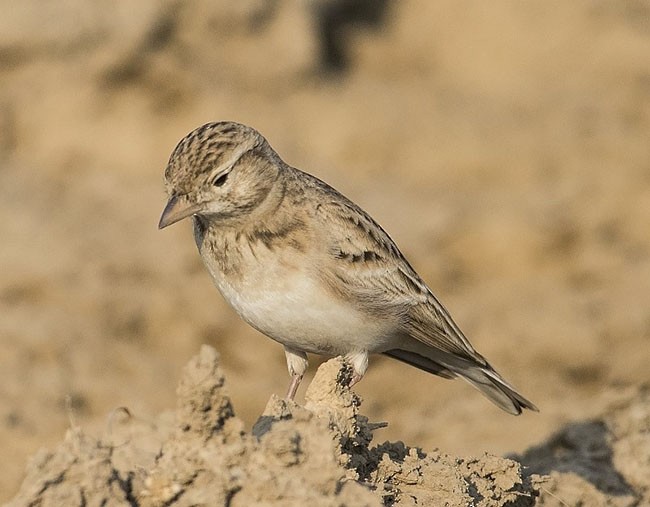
[7,347,649,506]
[514,385,650,507]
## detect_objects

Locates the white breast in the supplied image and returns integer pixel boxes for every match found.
[201,243,396,356]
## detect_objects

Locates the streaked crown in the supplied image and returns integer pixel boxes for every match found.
[164,121,267,196]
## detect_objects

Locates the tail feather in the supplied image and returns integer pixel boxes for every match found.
[384,347,538,415]
[459,365,538,415]
[384,349,456,379]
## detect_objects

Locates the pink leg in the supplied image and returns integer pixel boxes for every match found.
[285,373,303,400]
[284,347,308,400]
[345,351,369,388]
[349,372,363,387]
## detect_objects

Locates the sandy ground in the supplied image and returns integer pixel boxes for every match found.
[8,349,650,506]
[1,0,649,504]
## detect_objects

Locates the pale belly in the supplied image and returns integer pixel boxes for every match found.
[202,247,398,356]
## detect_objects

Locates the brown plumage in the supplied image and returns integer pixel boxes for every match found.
[159,121,537,414]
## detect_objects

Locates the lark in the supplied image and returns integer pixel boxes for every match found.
[159,121,537,414]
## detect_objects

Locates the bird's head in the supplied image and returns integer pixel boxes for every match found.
[158,121,282,229]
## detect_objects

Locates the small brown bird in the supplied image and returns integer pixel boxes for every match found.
[159,121,537,414]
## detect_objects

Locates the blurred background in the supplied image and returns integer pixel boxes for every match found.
[1,0,649,499]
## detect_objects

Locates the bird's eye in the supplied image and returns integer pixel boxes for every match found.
[213,173,228,187]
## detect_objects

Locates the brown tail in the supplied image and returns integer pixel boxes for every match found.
[384,348,538,415]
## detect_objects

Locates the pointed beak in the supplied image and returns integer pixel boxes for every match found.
[158,194,202,229]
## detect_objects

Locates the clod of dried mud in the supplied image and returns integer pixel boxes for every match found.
[7,346,650,507]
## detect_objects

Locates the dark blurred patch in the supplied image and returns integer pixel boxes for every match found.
[0,101,16,156]
[595,220,622,248]
[100,10,177,87]
[562,363,606,386]
[566,268,600,290]
[513,420,634,497]
[142,12,176,53]
[589,0,650,34]
[59,392,90,415]
[0,46,29,71]
[0,281,46,305]
[102,301,148,342]
[547,221,581,257]
[314,0,391,73]
[4,411,22,429]
[242,2,277,32]
[98,4,187,114]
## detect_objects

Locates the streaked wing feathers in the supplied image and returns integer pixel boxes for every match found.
[313,194,481,360]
